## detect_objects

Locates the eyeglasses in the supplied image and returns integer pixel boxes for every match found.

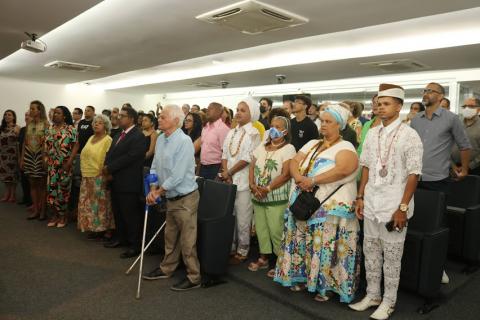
[422,88,442,95]
[461,104,480,109]
[184,119,193,123]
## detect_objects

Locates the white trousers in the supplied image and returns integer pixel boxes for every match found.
[363,217,407,306]
[231,190,253,257]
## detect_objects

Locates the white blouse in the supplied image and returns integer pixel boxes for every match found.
[222,122,261,192]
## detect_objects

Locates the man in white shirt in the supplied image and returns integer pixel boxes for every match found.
[349,84,423,320]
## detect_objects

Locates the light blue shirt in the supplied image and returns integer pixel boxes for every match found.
[150,128,197,198]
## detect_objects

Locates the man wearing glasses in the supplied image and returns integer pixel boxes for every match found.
[411,83,471,284]
[452,98,480,176]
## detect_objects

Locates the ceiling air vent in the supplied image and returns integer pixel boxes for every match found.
[196,0,309,35]
[188,82,222,88]
[360,59,430,73]
[44,60,100,72]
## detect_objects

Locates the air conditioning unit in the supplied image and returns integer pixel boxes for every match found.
[196,0,308,35]
[360,59,430,73]
[44,60,101,72]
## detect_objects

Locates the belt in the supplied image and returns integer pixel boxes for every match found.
[167,190,196,202]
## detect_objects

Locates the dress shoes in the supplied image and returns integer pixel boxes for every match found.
[170,278,201,291]
[142,267,172,280]
[120,249,140,259]
[104,240,123,248]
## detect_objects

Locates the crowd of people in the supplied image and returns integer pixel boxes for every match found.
[1,82,480,319]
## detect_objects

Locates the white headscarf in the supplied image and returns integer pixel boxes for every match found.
[240,96,260,123]
[324,104,350,130]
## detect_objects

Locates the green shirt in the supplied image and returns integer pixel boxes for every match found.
[357,117,376,156]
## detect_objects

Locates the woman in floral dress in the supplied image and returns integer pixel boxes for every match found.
[0,109,20,202]
[77,114,115,239]
[44,106,77,228]
[274,105,361,303]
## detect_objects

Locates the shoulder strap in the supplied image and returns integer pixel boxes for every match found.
[319,184,344,206]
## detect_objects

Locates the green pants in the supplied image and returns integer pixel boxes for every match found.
[253,202,287,256]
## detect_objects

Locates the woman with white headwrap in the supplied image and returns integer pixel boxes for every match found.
[274,104,361,303]
[221,97,261,264]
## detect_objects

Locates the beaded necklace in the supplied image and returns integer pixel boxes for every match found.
[228,128,246,157]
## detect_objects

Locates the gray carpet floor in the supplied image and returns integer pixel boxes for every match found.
[1,199,480,320]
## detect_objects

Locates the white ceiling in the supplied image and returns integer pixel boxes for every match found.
[0,0,102,60]
[1,0,480,94]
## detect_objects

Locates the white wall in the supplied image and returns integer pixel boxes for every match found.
[0,76,145,125]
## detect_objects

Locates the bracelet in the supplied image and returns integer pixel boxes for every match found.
[311,177,316,185]
[356,195,364,200]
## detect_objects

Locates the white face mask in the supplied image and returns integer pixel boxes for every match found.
[461,107,478,119]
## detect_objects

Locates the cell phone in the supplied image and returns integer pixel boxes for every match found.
[385,220,395,232]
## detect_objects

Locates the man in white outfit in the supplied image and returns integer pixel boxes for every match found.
[349,84,423,320]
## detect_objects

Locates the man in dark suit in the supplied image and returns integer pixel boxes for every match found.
[103,105,146,259]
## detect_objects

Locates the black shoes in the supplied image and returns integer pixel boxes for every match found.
[103,240,122,248]
[142,268,172,280]
[170,279,201,291]
[120,249,140,259]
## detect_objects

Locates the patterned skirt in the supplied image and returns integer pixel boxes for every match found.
[77,176,115,232]
[23,148,46,178]
[274,209,361,303]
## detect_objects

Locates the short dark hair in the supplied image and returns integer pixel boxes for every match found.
[102,109,111,117]
[73,107,83,115]
[295,95,312,108]
[121,105,138,123]
[260,97,273,107]
[85,105,95,112]
[411,102,425,112]
[428,82,446,95]
[267,107,290,125]
[441,97,450,107]
[122,103,133,109]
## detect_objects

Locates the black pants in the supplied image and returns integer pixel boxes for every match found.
[111,191,142,250]
[199,163,222,180]
[19,170,32,205]
[417,178,452,196]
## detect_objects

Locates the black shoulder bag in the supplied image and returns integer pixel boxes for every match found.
[290,141,344,221]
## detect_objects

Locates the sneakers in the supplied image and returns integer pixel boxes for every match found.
[142,268,172,280]
[370,302,395,320]
[349,296,381,311]
[170,279,201,291]
[442,270,450,284]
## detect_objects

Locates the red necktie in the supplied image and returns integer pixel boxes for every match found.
[116,131,126,145]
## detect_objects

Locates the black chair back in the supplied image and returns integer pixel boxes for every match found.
[448,175,480,208]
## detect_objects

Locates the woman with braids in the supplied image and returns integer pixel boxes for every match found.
[21,100,49,220]
[44,106,77,228]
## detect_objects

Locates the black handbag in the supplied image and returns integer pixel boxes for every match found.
[290,184,344,221]
[289,140,343,221]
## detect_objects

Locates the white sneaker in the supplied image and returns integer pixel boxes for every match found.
[349,296,382,311]
[370,302,395,320]
[442,270,450,284]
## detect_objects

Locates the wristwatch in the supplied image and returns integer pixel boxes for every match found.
[399,203,409,213]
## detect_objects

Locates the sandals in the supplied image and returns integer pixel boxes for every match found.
[228,254,247,265]
[314,294,330,302]
[290,284,306,292]
[267,269,275,278]
[248,257,269,271]
[47,217,58,227]
[56,217,68,228]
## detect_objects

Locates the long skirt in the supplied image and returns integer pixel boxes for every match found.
[77,176,115,232]
[274,209,361,303]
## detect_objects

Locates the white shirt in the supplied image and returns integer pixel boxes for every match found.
[360,118,423,222]
[222,122,261,192]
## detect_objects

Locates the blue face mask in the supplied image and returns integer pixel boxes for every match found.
[269,127,285,139]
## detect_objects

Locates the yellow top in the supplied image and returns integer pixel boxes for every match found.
[80,135,112,177]
[252,120,265,141]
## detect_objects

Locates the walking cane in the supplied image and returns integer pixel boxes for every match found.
[131,174,162,300]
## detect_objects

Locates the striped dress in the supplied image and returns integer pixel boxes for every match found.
[23,121,48,178]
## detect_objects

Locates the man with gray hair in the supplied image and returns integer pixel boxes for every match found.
[143,104,201,291]
[452,97,480,176]
[181,104,190,116]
